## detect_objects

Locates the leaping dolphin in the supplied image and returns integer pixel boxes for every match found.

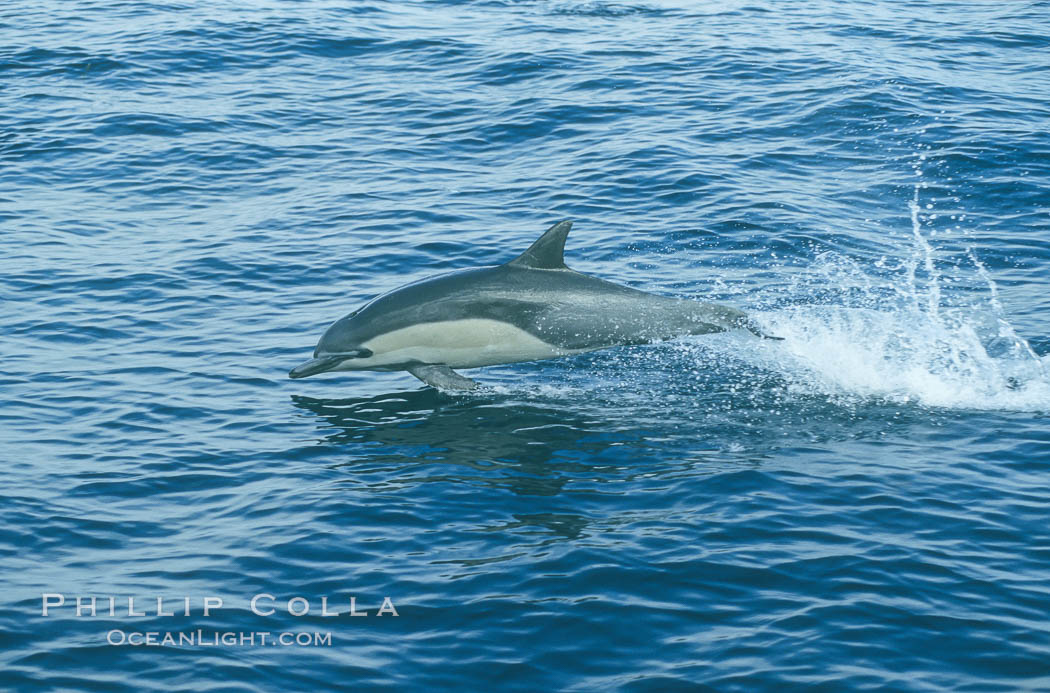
[289,220,777,390]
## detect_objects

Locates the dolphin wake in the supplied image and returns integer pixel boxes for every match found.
[737,191,1050,412]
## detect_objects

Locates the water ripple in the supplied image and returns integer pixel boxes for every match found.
[3,0,1050,690]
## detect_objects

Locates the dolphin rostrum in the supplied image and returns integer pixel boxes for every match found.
[289,220,778,390]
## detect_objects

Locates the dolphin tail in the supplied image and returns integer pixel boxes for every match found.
[693,302,783,340]
[742,320,784,341]
[727,310,783,340]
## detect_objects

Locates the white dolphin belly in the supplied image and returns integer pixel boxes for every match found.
[344,318,584,370]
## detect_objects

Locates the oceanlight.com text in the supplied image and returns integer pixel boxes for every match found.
[106,629,332,647]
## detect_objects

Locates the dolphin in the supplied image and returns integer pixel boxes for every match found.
[289,220,778,390]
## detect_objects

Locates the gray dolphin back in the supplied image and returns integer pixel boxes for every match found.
[314,218,770,366]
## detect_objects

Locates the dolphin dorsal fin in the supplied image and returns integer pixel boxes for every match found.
[507,220,573,270]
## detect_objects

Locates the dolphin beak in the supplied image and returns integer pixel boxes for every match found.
[288,348,373,379]
[288,356,345,379]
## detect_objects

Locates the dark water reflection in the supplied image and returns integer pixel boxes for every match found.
[289,360,939,498]
[291,389,629,498]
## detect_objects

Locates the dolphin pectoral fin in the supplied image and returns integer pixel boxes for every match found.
[407,364,479,391]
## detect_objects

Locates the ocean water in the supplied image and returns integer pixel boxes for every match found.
[3,0,1050,689]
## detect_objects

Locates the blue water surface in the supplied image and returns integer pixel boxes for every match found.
[3,0,1050,690]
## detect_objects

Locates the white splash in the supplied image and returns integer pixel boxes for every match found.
[733,189,1050,412]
